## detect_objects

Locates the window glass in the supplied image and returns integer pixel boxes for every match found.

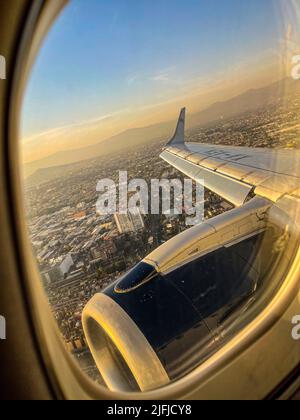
[21,0,300,392]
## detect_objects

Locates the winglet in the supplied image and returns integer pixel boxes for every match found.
[166,108,186,146]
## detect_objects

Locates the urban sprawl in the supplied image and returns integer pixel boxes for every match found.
[25,93,300,382]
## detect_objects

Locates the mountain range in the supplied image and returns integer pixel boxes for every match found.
[23,77,296,180]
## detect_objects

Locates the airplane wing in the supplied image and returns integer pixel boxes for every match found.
[160,108,300,207]
[83,108,300,392]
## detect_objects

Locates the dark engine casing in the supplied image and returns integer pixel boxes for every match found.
[83,232,264,392]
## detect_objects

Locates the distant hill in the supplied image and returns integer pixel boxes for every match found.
[24,120,175,178]
[188,78,288,128]
[24,77,297,179]
[25,163,79,185]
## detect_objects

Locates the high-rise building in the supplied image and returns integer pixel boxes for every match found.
[41,254,74,285]
[130,211,145,232]
[114,211,144,234]
[59,254,74,275]
[114,214,133,234]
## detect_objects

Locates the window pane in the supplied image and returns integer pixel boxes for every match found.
[21,0,300,392]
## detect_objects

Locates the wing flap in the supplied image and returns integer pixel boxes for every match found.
[161,109,300,206]
[161,148,253,207]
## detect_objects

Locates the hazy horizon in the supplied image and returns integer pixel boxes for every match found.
[22,76,285,166]
[21,0,300,164]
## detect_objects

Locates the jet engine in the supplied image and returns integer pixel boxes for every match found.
[82,197,281,392]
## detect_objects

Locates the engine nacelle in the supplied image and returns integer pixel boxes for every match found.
[83,198,272,392]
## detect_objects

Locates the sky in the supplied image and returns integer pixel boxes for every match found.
[21,0,296,163]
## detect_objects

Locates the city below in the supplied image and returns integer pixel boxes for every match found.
[24,85,300,382]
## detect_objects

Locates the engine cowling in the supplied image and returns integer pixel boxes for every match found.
[82,198,271,392]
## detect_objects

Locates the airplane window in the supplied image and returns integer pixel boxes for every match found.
[20,0,300,393]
